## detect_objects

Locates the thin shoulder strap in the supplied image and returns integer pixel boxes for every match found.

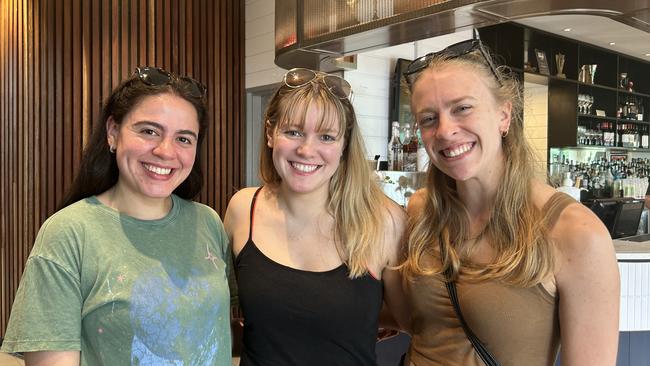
[542,192,577,229]
[248,187,264,241]
[441,239,501,366]
[445,277,501,366]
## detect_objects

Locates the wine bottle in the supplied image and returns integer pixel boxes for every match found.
[388,121,403,171]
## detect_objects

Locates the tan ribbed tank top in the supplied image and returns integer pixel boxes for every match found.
[405,192,576,366]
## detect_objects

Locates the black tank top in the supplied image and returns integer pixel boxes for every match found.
[236,187,383,366]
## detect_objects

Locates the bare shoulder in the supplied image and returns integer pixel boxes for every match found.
[382,196,407,231]
[552,202,612,251]
[379,196,407,266]
[406,188,428,217]
[224,187,260,233]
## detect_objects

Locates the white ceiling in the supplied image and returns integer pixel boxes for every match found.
[515,14,650,61]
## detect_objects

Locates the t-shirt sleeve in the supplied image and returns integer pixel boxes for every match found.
[1,215,83,353]
[1,255,82,352]
[213,212,239,307]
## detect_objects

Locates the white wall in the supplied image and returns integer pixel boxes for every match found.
[523,82,549,180]
[245,0,286,89]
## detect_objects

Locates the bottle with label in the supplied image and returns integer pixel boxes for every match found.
[556,172,581,201]
[388,121,403,171]
[401,123,418,172]
[416,129,429,172]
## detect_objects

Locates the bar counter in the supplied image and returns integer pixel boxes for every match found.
[613,239,650,332]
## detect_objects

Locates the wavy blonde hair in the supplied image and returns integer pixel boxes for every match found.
[259,78,388,278]
[403,49,554,287]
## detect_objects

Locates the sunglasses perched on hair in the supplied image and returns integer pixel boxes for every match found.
[134,66,207,98]
[283,68,353,100]
[403,39,502,87]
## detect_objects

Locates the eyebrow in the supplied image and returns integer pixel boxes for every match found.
[134,120,198,140]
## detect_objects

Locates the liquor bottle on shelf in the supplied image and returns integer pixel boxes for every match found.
[642,125,649,149]
[636,98,644,122]
[388,121,403,171]
[627,96,638,120]
[603,122,615,147]
[401,123,418,172]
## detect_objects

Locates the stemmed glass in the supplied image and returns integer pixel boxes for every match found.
[578,94,586,114]
[586,95,594,115]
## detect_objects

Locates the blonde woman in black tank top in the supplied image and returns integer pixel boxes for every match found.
[399,40,619,366]
[224,68,409,366]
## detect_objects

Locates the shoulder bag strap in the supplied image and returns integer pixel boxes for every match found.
[444,270,502,366]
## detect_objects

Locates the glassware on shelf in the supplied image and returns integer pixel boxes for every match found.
[578,94,586,114]
[577,93,594,115]
[586,95,594,115]
[619,72,628,89]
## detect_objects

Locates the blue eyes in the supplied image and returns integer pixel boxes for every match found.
[283,130,338,142]
[285,130,302,137]
[417,105,473,127]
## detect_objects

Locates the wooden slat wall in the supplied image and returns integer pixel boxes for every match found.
[0,0,245,335]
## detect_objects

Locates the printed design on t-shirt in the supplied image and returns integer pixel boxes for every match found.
[129,266,221,365]
[204,245,221,271]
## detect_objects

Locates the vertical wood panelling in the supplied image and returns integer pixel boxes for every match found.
[0,0,245,335]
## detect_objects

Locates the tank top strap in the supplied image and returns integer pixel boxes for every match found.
[248,187,264,241]
[541,192,577,229]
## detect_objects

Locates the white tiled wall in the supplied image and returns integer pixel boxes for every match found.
[619,261,650,331]
[346,54,394,159]
[523,82,549,181]
[245,0,286,89]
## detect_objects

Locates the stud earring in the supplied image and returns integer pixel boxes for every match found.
[109,145,116,153]
[501,129,509,138]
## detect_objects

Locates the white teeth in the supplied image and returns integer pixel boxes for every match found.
[291,162,319,173]
[144,164,172,175]
[442,143,473,158]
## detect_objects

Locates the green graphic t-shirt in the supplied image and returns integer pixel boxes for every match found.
[1,195,233,365]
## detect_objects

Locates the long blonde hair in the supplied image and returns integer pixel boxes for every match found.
[404,49,554,287]
[260,78,388,278]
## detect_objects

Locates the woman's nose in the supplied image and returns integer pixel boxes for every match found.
[434,114,457,140]
[153,139,175,158]
[296,137,316,156]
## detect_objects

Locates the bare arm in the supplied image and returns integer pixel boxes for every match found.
[380,198,411,333]
[382,190,429,334]
[25,351,80,366]
[554,204,619,366]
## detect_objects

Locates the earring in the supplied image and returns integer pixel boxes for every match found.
[501,129,509,138]
[109,145,116,153]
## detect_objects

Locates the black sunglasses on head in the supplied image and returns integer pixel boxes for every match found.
[404,39,502,87]
[135,66,207,99]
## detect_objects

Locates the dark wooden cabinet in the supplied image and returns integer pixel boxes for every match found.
[481,23,650,150]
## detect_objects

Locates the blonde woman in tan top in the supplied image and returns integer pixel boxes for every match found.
[400,39,620,366]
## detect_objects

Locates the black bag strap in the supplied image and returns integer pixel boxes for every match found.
[443,267,502,366]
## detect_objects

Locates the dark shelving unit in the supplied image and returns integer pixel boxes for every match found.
[480,23,650,151]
